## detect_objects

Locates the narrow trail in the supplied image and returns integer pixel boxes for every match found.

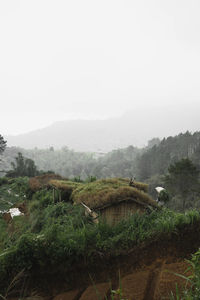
[51,259,189,300]
[143,259,165,300]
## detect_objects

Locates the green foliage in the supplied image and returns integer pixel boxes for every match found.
[170,248,200,299]
[158,189,170,203]
[0,178,8,187]
[72,176,83,182]
[164,158,199,211]
[185,249,200,299]
[1,205,200,292]
[137,131,200,180]
[0,218,7,251]
[0,177,30,211]
[0,135,6,156]
[30,189,53,211]
[2,131,200,183]
[1,144,140,180]
[85,175,97,183]
[1,175,200,293]
[165,158,199,190]
[10,177,30,196]
[6,152,40,178]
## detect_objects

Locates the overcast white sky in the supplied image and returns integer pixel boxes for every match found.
[1,0,200,135]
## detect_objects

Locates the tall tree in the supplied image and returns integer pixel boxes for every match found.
[164,158,199,210]
[0,135,7,172]
[6,152,39,177]
[0,135,6,155]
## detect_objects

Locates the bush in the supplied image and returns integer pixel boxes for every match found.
[0,177,9,186]
[158,189,170,203]
[31,189,53,210]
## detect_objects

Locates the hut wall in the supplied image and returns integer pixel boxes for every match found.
[100,201,146,225]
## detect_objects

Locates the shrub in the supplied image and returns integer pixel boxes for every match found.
[0,177,9,186]
[31,189,53,209]
[158,189,170,203]
[29,174,63,191]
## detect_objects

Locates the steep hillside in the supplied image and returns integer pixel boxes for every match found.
[137,131,200,180]
[1,177,200,299]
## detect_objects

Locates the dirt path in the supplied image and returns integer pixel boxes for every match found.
[51,259,190,300]
[49,224,199,300]
[143,259,165,300]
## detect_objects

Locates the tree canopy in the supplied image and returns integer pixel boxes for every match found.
[6,152,40,178]
[0,135,6,155]
[164,158,199,210]
[137,131,200,180]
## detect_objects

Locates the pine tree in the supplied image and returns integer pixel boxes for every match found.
[0,135,6,155]
[164,158,199,210]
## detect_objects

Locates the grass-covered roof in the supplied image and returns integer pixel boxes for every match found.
[29,176,156,209]
[49,179,82,192]
[29,174,63,191]
[72,178,157,210]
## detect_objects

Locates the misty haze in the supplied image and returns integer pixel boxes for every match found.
[1,1,200,299]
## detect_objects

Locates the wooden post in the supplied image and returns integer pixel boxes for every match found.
[53,188,55,203]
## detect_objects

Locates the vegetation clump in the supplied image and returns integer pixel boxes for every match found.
[1,175,200,295]
[29,174,63,191]
[6,152,40,178]
[0,177,30,211]
[49,179,82,193]
[0,135,6,155]
[170,248,200,299]
[0,202,200,294]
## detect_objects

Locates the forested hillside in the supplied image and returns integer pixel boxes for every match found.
[1,131,200,182]
[137,131,200,180]
[0,145,140,179]
[1,132,200,298]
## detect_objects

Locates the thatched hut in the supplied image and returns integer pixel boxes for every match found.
[72,178,158,225]
[30,176,158,224]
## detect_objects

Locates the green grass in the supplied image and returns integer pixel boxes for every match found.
[49,179,82,191]
[1,177,200,294]
[0,177,29,211]
[0,205,200,293]
[170,248,200,299]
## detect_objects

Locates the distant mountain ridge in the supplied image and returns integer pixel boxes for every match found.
[6,106,200,151]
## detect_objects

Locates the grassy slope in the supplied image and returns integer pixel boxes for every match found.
[0,177,200,294]
[0,178,29,211]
